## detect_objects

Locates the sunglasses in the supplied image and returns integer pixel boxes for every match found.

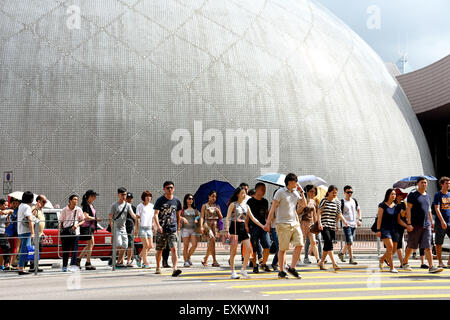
[346,191,353,194]
[165,186,174,190]
[187,197,193,200]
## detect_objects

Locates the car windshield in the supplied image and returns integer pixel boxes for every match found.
[44,212,59,229]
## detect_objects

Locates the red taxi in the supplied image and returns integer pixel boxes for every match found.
[40,209,142,259]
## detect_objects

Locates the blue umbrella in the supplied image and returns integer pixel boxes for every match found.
[256,172,286,187]
[194,180,235,217]
[393,175,437,189]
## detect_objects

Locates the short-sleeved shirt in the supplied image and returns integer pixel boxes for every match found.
[378,202,396,231]
[341,198,359,227]
[0,214,8,234]
[17,203,33,235]
[407,191,431,227]
[247,197,268,228]
[110,201,133,229]
[31,205,45,237]
[181,208,198,230]
[5,208,18,237]
[319,199,341,229]
[81,203,96,229]
[136,202,154,228]
[125,204,137,233]
[273,187,302,225]
[395,202,407,231]
[59,206,85,235]
[154,196,182,233]
[433,191,450,223]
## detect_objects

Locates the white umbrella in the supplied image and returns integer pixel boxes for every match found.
[8,191,54,209]
[297,175,327,188]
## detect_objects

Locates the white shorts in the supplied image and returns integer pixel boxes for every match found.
[139,226,153,239]
[181,228,197,238]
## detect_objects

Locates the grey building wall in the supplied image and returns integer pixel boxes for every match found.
[0,0,434,220]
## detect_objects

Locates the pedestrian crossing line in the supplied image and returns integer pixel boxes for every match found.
[297,294,450,300]
[232,278,450,289]
[261,285,450,295]
[205,271,442,282]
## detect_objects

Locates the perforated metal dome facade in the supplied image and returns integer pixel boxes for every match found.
[0,0,434,217]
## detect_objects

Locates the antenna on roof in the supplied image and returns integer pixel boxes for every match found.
[396,32,409,74]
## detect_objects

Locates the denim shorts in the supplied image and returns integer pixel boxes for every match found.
[343,227,356,244]
[139,226,153,239]
[380,228,399,242]
[249,226,271,250]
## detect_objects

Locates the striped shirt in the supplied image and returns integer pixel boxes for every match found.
[319,198,341,229]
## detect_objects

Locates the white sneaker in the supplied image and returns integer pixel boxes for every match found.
[240,269,250,279]
[183,261,190,267]
[230,271,240,279]
[390,268,398,273]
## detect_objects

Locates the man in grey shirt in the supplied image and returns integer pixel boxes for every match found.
[109,187,136,267]
[264,173,306,279]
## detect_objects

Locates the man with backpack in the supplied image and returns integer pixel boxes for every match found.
[338,185,362,265]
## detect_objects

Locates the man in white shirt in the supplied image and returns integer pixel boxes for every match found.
[264,173,307,279]
[338,186,362,265]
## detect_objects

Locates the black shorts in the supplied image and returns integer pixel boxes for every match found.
[0,234,11,250]
[79,226,93,241]
[229,221,249,242]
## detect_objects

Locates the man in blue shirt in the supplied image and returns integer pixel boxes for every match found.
[433,176,450,268]
[402,177,443,273]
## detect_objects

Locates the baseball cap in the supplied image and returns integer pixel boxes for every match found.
[126,192,133,199]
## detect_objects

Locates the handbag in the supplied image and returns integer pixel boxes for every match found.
[309,221,320,235]
[61,208,78,236]
[371,217,378,233]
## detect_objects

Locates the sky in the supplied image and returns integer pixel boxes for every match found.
[315,0,450,72]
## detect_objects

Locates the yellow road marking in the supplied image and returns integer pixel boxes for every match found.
[207,272,442,283]
[230,278,450,288]
[298,294,450,300]
[262,286,450,295]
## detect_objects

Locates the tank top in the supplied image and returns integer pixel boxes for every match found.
[301,199,316,222]
[230,201,248,222]
[205,203,219,220]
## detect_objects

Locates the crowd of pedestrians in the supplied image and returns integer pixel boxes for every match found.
[0,175,449,279]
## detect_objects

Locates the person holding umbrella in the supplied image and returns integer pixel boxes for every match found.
[200,190,223,267]
[225,187,265,279]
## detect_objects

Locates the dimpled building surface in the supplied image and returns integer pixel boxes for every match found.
[0,0,434,219]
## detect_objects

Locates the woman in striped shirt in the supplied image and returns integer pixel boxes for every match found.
[318,185,348,271]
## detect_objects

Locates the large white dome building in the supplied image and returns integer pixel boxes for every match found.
[0,0,434,218]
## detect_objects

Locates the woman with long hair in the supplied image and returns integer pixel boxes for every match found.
[376,188,399,273]
[78,190,101,270]
[299,185,320,264]
[180,194,200,267]
[317,185,348,271]
[225,187,265,279]
[200,191,223,267]
[135,190,155,269]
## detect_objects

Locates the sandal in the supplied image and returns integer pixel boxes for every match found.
[333,264,341,271]
[212,261,221,267]
[318,261,327,270]
[201,260,207,267]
